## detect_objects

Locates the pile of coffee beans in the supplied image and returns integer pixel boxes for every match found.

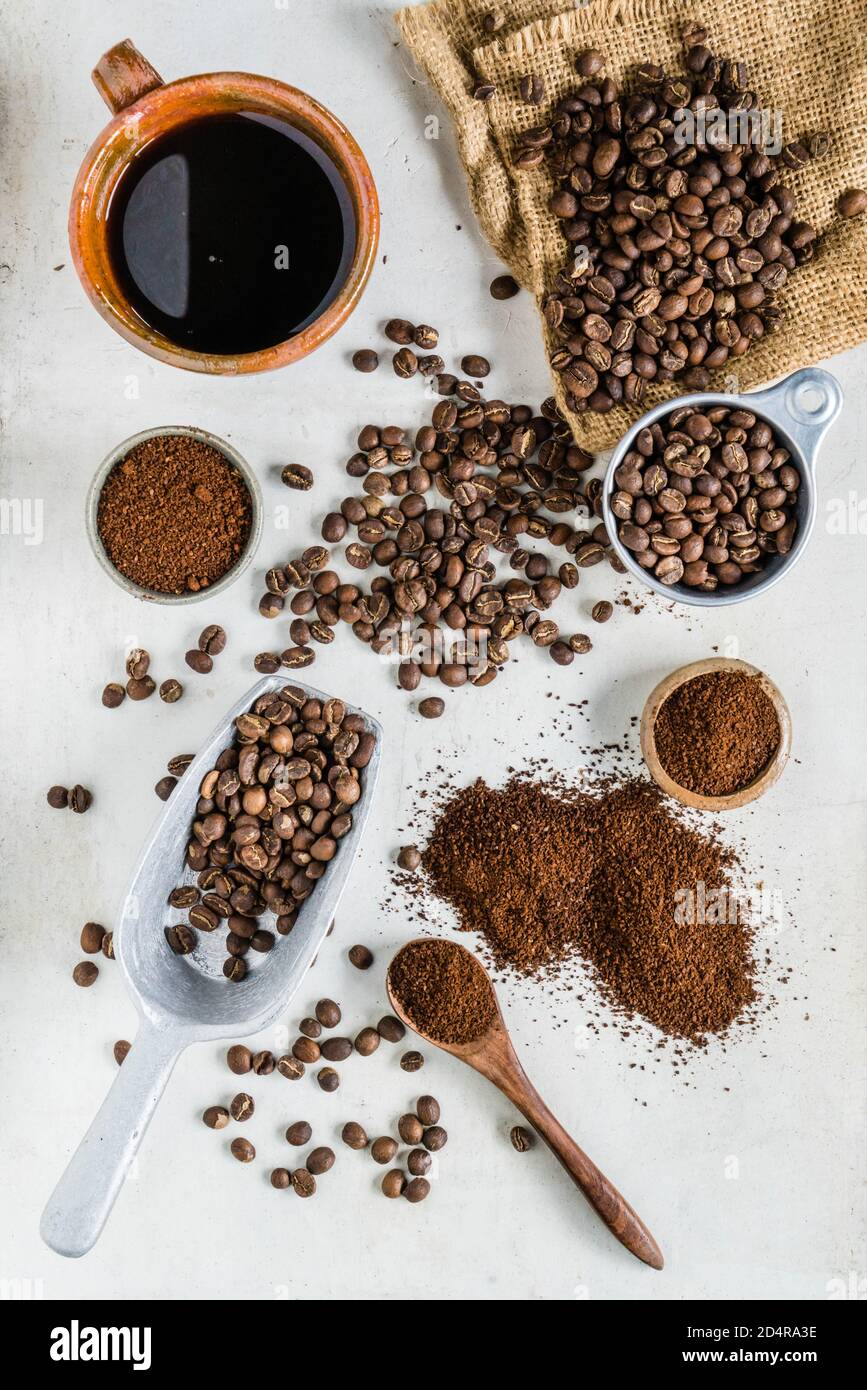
[186,624,227,675]
[47,783,92,813]
[515,27,822,417]
[257,385,620,696]
[102,647,184,708]
[165,688,374,980]
[611,402,799,588]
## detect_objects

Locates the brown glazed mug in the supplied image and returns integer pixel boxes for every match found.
[69,40,380,373]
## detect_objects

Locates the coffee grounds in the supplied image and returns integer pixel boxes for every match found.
[97,434,252,594]
[388,938,497,1045]
[654,672,781,798]
[420,777,757,1043]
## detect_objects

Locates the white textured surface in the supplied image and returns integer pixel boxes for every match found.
[1,0,865,1302]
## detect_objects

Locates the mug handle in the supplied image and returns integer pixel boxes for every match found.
[92,39,164,115]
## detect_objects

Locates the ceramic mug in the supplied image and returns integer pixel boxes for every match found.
[69,40,380,374]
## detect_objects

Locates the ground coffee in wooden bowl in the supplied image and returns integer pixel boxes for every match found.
[652,670,781,798]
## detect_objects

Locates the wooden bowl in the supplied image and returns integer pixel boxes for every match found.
[640,657,792,811]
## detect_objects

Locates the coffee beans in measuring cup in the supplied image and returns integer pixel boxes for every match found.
[611,404,800,591]
[164,686,374,980]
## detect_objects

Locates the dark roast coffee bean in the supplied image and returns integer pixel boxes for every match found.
[252,1049,275,1075]
[418,697,445,719]
[292,1036,321,1065]
[285,1121,312,1146]
[422,1125,448,1152]
[271,1167,291,1189]
[185,649,212,674]
[227,1045,252,1074]
[407,1148,432,1177]
[159,678,183,703]
[838,188,867,218]
[385,318,415,344]
[348,944,374,970]
[461,354,490,378]
[342,1121,369,1149]
[277,1055,305,1080]
[400,1050,425,1072]
[70,785,92,813]
[416,1095,440,1126]
[591,601,613,623]
[281,464,314,490]
[231,1137,255,1163]
[80,922,105,953]
[47,785,69,808]
[490,274,519,300]
[320,1036,352,1062]
[355,1026,380,1056]
[307,1146,335,1175]
[291,1168,316,1197]
[299,1017,322,1040]
[253,652,280,674]
[315,998,341,1028]
[381,1169,407,1198]
[203,1105,230,1129]
[352,349,379,372]
[102,682,126,708]
[73,961,98,987]
[510,1125,533,1151]
[317,1066,340,1092]
[371,1136,398,1164]
[165,924,196,955]
[398,1113,424,1144]
[397,845,422,871]
[155,776,177,801]
[378,1015,406,1042]
[404,1176,430,1203]
[230,1092,254,1122]
[127,676,156,700]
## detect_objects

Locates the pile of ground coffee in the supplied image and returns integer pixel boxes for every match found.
[653,671,781,797]
[419,777,756,1042]
[388,938,496,1045]
[97,434,252,594]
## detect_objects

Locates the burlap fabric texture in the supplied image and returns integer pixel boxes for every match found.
[396,0,867,450]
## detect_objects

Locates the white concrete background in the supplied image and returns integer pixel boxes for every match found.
[1,0,865,1302]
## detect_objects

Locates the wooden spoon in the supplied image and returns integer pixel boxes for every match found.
[387,938,664,1270]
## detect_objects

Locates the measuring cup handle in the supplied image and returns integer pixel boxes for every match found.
[748,368,843,473]
[40,1021,182,1258]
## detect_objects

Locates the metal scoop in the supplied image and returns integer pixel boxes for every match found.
[40,675,381,1258]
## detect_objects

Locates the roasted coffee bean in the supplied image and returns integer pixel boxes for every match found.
[185,649,212,674]
[591,601,613,623]
[291,1168,316,1197]
[80,921,106,954]
[422,1125,448,1151]
[231,1137,255,1163]
[155,775,177,801]
[252,1049,275,1075]
[461,354,490,378]
[223,957,247,981]
[126,647,150,680]
[397,845,422,871]
[203,1104,229,1129]
[352,349,379,372]
[490,274,519,300]
[299,1017,322,1039]
[101,931,115,959]
[47,785,69,808]
[381,1169,407,1198]
[385,318,415,344]
[285,1121,313,1146]
[159,678,184,703]
[418,697,445,719]
[473,82,496,101]
[282,464,314,491]
[550,640,574,665]
[316,998,341,1028]
[414,324,439,349]
[371,1136,399,1165]
[393,347,419,378]
[407,1147,432,1177]
[404,1176,430,1203]
[400,1050,425,1072]
[271,1167,291,1189]
[230,1092,254,1122]
[292,1036,321,1065]
[510,1124,533,1151]
[342,1121,369,1149]
[348,944,374,970]
[838,188,867,218]
[126,675,157,701]
[73,961,98,987]
[398,1113,424,1144]
[321,1036,352,1062]
[307,1146,335,1175]
[113,1040,132,1067]
[165,924,196,955]
[416,1095,440,1126]
[102,682,126,708]
[355,1026,380,1056]
[254,652,281,674]
[70,784,92,813]
[377,1015,406,1043]
[277,1054,305,1080]
[317,1066,340,1092]
[519,73,545,104]
[168,754,194,777]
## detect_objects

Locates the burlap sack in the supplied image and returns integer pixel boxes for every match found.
[397,0,867,450]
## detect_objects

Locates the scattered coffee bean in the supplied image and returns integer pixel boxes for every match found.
[422,1125,448,1152]
[838,188,867,218]
[185,649,212,674]
[165,924,196,955]
[47,785,69,809]
[416,1095,440,1126]
[348,944,374,970]
[461,354,490,378]
[316,998,341,1028]
[278,1054,305,1081]
[377,1015,406,1043]
[159,678,183,703]
[418,698,444,719]
[227,1044,252,1074]
[473,82,496,101]
[320,1036,352,1062]
[407,1147,431,1177]
[404,1176,431,1203]
[591,601,613,624]
[80,922,105,954]
[317,1066,340,1092]
[393,347,418,378]
[113,1040,131,1066]
[270,1167,291,1189]
[126,648,150,680]
[299,1017,321,1040]
[127,676,156,701]
[285,1121,313,1146]
[385,318,415,344]
[398,1113,424,1145]
[223,957,246,981]
[569,633,593,654]
[230,1092,254,1122]
[371,1136,399,1165]
[355,1026,380,1056]
[381,1168,406,1198]
[102,682,126,708]
[352,349,379,372]
[397,845,422,871]
[510,1124,533,1152]
[101,931,115,960]
[550,640,574,666]
[198,624,226,656]
[341,1121,369,1150]
[230,1137,255,1163]
[400,1050,424,1072]
[293,1036,321,1065]
[282,464,314,491]
[73,961,98,987]
[253,652,280,674]
[291,1168,316,1197]
[203,1105,230,1130]
[518,73,545,104]
[490,274,519,300]
[167,753,194,776]
[252,1049,275,1075]
[70,784,92,813]
[155,776,177,801]
[307,1146,335,1175]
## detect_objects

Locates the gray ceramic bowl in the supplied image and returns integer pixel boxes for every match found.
[86,425,263,604]
[602,367,843,607]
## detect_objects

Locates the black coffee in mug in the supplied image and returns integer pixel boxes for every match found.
[107,113,354,354]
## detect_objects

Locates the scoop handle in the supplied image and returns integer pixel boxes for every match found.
[40,1021,182,1258]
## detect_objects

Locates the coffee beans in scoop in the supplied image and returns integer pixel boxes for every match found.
[612,404,799,589]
